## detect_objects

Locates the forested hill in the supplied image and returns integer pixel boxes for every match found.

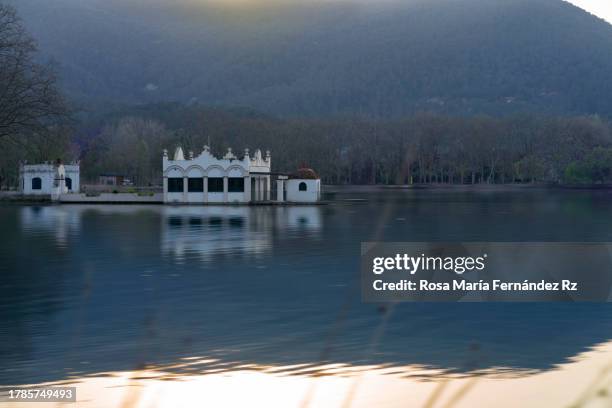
[10,0,612,117]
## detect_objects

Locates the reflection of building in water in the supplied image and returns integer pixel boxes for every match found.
[19,205,162,247]
[161,206,323,262]
[275,207,322,233]
[160,207,272,261]
[19,206,82,246]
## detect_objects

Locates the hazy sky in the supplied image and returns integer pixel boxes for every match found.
[567,1,612,23]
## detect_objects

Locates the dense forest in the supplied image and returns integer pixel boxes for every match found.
[78,107,612,187]
[2,1,612,189]
[9,0,612,118]
[3,103,612,188]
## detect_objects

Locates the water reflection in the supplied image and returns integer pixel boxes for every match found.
[160,206,322,262]
[161,207,272,262]
[6,341,612,408]
[277,207,323,234]
[17,205,323,261]
[19,206,81,247]
[3,191,612,406]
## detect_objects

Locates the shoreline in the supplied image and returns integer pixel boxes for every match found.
[0,191,327,206]
[2,183,612,205]
[324,183,612,193]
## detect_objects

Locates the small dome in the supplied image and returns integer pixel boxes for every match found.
[291,168,319,180]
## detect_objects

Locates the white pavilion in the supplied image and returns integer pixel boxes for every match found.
[163,145,321,204]
[163,146,272,204]
[20,160,80,199]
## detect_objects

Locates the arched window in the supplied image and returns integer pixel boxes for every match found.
[32,177,42,190]
[167,178,184,193]
[208,178,224,193]
[65,177,72,190]
[299,182,307,191]
[228,177,245,192]
[187,178,204,192]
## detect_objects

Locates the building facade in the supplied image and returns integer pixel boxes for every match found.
[278,168,321,203]
[163,146,271,204]
[286,179,321,202]
[20,161,80,197]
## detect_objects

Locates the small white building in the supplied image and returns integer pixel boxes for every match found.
[286,178,321,202]
[20,161,80,197]
[163,146,271,204]
[278,168,321,203]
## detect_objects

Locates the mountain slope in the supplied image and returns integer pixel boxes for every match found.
[10,0,612,117]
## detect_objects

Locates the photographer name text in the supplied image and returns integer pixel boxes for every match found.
[373,279,578,292]
[371,254,578,292]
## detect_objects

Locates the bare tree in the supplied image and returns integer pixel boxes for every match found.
[0,4,67,140]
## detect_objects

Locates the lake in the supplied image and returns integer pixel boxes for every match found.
[1,188,612,407]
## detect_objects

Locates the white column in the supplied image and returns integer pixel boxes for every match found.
[276,179,285,202]
[265,176,271,201]
[183,176,188,203]
[244,176,251,202]
[223,176,228,203]
[254,177,259,201]
[163,176,168,203]
[203,176,208,203]
[260,177,265,201]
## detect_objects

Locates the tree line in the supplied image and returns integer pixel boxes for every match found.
[3,101,612,188]
[64,107,612,187]
[0,4,70,188]
[2,3,612,189]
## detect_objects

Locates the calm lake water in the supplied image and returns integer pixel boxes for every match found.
[2,188,612,407]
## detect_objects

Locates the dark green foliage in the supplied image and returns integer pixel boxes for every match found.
[4,1,612,188]
[565,148,612,184]
[71,104,612,186]
[10,0,612,117]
